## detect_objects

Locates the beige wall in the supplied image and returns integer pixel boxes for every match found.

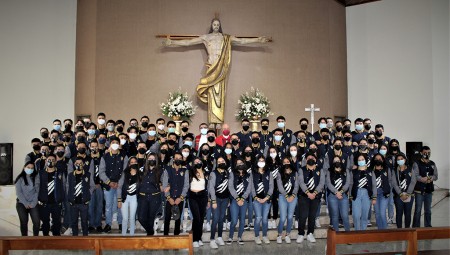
[76,0,347,131]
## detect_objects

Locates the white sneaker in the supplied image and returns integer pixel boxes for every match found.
[295,220,299,228]
[277,236,282,244]
[285,236,291,244]
[263,236,270,244]
[307,233,316,243]
[238,238,244,245]
[217,237,225,246]
[63,228,72,236]
[226,221,231,230]
[315,218,321,228]
[296,235,304,243]
[153,218,159,232]
[210,240,218,249]
[193,242,199,248]
[223,222,227,231]
[160,222,164,231]
[199,240,204,246]
[255,237,262,245]
[187,223,192,231]
[226,238,233,245]
[206,222,211,232]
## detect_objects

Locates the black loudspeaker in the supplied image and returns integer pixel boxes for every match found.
[406,141,422,167]
[0,143,13,185]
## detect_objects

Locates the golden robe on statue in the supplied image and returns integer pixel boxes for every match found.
[196,34,232,124]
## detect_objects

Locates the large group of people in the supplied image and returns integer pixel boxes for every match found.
[15,113,439,248]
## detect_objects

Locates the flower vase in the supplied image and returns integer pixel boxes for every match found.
[172,116,182,135]
[250,116,260,132]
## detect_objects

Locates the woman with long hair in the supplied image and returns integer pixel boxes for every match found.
[118,156,141,235]
[188,157,208,248]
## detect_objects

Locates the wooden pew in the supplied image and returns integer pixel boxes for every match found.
[0,233,193,255]
[326,227,450,255]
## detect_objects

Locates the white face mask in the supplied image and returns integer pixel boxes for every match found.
[290,150,297,157]
[107,125,114,132]
[110,143,120,151]
[274,135,282,142]
[148,130,156,136]
[128,133,137,140]
[270,152,277,159]
[120,139,127,145]
[257,162,266,168]
[224,148,232,155]
[98,119,106,125]
[200,128,208,135]
[182,151,190,158]
[277,122,285,128]
[157,124,165,130]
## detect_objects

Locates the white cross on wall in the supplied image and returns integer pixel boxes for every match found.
[305,104,320,133]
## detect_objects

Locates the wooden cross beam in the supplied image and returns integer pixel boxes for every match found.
[156,34,273,42]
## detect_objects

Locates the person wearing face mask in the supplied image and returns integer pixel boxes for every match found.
[333,121,344,139]
[63,129,74,147]
[293,131,308,157]
[351,154,377,231]
[139,116,150,135]
[138,153,163,236]
[165,132,179,159]
[229,134,242,157]
[117,157,141,236]
[391,153,416,229]
[37,154,65,236]
[180,145,194,167]
[275,116,295,145]
[48,130,61,152]
[97,133,107,153]
[86,123,98,145]
[240,146,255,230]
[363,118,372,135]
[287,145,301,168]
[66,157,95,236]
[266,146,281,230]
[181,133,196,153]
[236,119,252,148]
[99,137,129,233]
[115,119,125,134]
[40,128,51,145]
[154,118,166,138]
[250,131,265,158]
[295,118,314,145]
[166,121,177,135]
[37,144,51,170]
[387,139,401,169]
[342,130,355,155]
[297,153,325,243]
[54,145,71,235]
[251,155,274,245]
[126,126,140,157]
[351,118,366,145]
[96,112,107,135]
[25,138,42,164]
[366,133,378,153]
[216,124,231,147]
[327,138,351,173]
[374,124,391,148]
[326,117,335,138]
[267,128,288,159]
[276,158,299,244]
[135,142,148,170]
[141,124,158,152]
[162,152,189,236]
[15,162,40,236]
[67,141,92,175]
[63,118,74,136]
[208,156,230,249]
[326,156,351,232]
[206,130,223,159]
[179,122,194,147]
[65,130,87,159]
[118,133,130,155]
[316,128,332,157]
[257,118,271,147]
[370,153,392,229]
[74,120,86,132]
[353,138,376,169]
[227,158,251,245]
[129,118,138,128]
[412,146,438,228]
[223,142,236,171]
[194,123,209,151]
[86,140,104,233]
[105,120,117,139]
[313,117,328,142]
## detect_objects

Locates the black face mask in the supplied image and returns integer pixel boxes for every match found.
[422,154,430,160]
[141,122,149,128]
[217,163,227,169]
[252,138,260,144]
[336,126,343,132]
[174,159,182,166]
[148,159,156,166]
[322,135,329,141]
[364,124,371,130]
[47,161,54,168]
[138,148,147,155]
[65,124,72,131]
[201,149,209,155]
[160,149,168,154]
[41,132,49,139]
[283,164,291,169]
[77,136,85,143]
[307,159,316,166]
[33,144,41,151]
[375,130,383,137]
[344,136,351,142]
[90,148,98,154]
[181,127,189,133]
[244,151,252,157]
[300,124,308,131]
[334,144,342,150]
[231,139,239,146]
[309,148,317,154]
[207,136,215,143]
[261,125,269,131]
[168,140,176,146]
[78,148,86,154]
[242,125,250,131]
[359,145,367,151]
[368,138,375,144]
[56,151,65,158]
[130,164,139,170]
[343,125,350,131]
[237,164,246,171]
[64,136,71,142]
[374,160,383,166]
[116,126,124,133]
[194,163,203,169]
[390,146,399,152]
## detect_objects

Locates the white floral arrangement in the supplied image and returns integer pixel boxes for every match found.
[160,90,197,120]
[236,87,272,120]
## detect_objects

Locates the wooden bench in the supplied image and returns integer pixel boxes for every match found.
[0,233,193,255]
[326,227,450,255]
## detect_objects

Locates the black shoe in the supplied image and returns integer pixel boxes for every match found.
[88,226,96,233]
[96,226,103,233]
[103,224,112,233]
[119,224,122,231]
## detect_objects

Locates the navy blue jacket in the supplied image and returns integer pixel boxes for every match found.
[162,166,189,199]
[38,168,65,204]
[66,170,94,204]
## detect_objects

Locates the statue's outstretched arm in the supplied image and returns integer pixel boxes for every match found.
[162,37,203,47]
[231,36,269,45]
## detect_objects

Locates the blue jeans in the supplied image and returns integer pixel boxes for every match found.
[121,194,138,235]
[327,193,350,232]
[413,192,432,227]
[388,188,394,219]
[394,195,414,228]
[104,188,122,225]
[253,200,271,237]
[247,196,254,224]
[63,196,72,228]
[352,188,371,230]
[89,186,104,228]
[375,189,389,229]
[229,198,248,239]
[277,195,297,234]
[211,197,228,240]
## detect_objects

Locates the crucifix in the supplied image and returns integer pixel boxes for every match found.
[157,15,272,126]
[305,103,320,133]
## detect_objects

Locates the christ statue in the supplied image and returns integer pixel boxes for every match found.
[162,18,269,124]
